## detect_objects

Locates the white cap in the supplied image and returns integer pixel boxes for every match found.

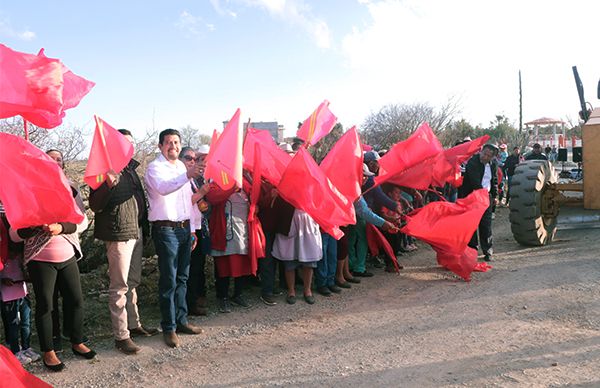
[197,144,210,155]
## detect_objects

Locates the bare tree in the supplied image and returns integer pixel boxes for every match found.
[179,125,212,149]
[360,99,461,149]
[0,117,87,163]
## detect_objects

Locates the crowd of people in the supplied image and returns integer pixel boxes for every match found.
[0,128,542,373]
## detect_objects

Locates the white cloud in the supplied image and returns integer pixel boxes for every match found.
[211,0,331,49]
[0,16,35,41]
[340,0,600,126]
[175,10,215,37]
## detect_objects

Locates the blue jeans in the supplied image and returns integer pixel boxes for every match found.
[1,295,32,353]
[316,233,337,288]
[153,225,192,332]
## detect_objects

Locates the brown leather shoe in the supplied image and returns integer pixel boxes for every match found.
[130,326,159,337]
[115,338,141,355]
[163,331,180,348]
[176,323,203,335]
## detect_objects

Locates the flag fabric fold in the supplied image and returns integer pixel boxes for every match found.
[383,135,490,191]
[243,127,291,186]
[296,100,337,146]
[0,346,52,388]
[320,126,363,204]
[366,223,400,273]
[0,133,84,229]
[83,116,134,190]
[0,43,94,129]
[374,122,443,188]
[248,144,266,275]
[400,189,491,281]
[277,148,354,239]
[205,109,243,190]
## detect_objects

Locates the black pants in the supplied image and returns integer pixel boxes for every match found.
[186,244,207,309]
[469,203,493,255]
[214,267,244,300]
[28,257,84,352]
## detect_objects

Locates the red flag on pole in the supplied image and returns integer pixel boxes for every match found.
[320,126,363,204]
[296,100,337,146]
[83,116,134,189]
[401,189,490,281]
[243,127,291,186]
[205,109,243,190]
[248,144,266,275]
[432,135,489,188]
[0,43,94,129]
[0,133,84,229]
[366,223,400,272]
[277,148,354,239]
[374,122,443,187]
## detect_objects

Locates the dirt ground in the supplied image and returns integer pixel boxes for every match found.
[29,206,600,387]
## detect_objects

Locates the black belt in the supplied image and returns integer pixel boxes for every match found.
[152,220,190,228]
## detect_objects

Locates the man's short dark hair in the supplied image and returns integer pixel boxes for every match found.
[513,146,519,151]
[159,129,181,145]
[118,129,132,137]
[533,143,542,149]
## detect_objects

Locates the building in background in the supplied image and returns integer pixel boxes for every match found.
[223,120,284,143]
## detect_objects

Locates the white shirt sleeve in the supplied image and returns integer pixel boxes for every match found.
[145,161,190,196]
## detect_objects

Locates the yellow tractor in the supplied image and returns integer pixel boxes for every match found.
[509,67,600,245]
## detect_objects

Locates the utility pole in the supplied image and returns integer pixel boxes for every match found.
[519,70,523,132]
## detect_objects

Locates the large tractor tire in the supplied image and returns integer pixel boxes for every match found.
[509,160,558,246]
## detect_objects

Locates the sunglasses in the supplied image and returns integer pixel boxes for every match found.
[182,155,201,162]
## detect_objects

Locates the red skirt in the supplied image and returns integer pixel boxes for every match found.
[214,254,252,278]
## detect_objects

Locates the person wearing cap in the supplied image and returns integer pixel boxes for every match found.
[525,143,548,161]
[458,144,499,262]
[89,129,159,355]
[279,143,295,155]
[496,144,509,205]
[182,146,211,316]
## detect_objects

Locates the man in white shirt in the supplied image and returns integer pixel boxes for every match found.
[144,129,204,348]
[457,144,499,262]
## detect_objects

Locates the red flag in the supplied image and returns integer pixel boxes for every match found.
[320,126,363,203]
[243,127,291,186]
[210,128,220,148]
[205,109,243,190]
[296,100,337,146]
[0,346,52,388]
[0,44,94,129]
[365,223,400,272]
[380,135,490,190]
[84,116,134,189]
[248,144,266,275]
[400,189,490,281]
[432,135,489,188]
[374,122,443,187]
[277,148,354,239]
[0,133,84,229]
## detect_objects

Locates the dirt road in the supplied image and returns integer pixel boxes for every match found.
[34,206,600,387]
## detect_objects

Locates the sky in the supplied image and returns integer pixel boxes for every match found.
[2,0,600,141]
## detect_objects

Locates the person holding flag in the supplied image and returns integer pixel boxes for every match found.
[88,128,159,355]
[144,129,204,348]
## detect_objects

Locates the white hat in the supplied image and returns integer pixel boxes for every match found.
[197,144,210,155]
[463,136,472,141]
[279,143,294,153]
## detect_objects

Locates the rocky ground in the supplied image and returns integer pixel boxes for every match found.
[25,205,600,387]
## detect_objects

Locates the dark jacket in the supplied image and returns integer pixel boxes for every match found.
[504,154,521,176]
[89,159,146,241]
[458,154,498,200]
